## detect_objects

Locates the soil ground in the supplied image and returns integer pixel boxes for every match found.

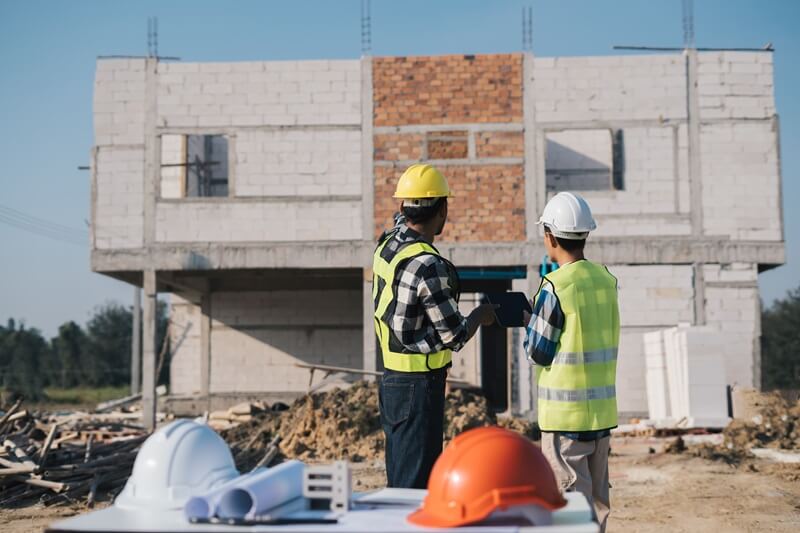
[5,436,797,533]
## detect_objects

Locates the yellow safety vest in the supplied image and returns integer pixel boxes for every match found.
[536,260,620,432]
[372,236,452,372]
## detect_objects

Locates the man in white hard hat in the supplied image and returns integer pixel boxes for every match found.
[522,192,620,533]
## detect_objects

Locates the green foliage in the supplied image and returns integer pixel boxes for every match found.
[44,385,130,405]
[761,285,800,391]
[0,319,53,401]
[0,298,170,401]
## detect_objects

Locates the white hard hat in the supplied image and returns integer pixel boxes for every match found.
[115,420,239,511]
[537,192,597,240]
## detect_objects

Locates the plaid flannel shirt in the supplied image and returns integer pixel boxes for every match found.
[379,223,469,355]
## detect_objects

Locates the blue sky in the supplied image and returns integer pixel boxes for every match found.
[0,0,797,336]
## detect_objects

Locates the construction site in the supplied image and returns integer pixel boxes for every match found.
[1,1,798,532]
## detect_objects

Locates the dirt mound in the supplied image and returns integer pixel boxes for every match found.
[222,381,536,470]
[668,390,800,466]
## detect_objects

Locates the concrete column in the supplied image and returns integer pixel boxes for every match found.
[141,270,157,430]
[362,272,376,375]
[514,266,539,416]
[131,286,141,395]
[686,49,706,325]
[361,56,376,375]
[522,52,540,241]
[360,55,374,244]
[200,293,212,407]
[143,57,158,247]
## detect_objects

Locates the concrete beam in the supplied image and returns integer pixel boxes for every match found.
[141,269,157,430]
[92,238,785,272]
[360,56,374,247]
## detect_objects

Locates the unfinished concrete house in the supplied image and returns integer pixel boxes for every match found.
[91,49,784,426]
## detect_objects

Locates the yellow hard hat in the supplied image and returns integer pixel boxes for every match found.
[393,164,453,199]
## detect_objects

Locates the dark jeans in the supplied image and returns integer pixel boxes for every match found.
[379,368,447,489]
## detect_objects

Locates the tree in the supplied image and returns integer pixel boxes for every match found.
[82,300,169,388]
[51,321,89,388]
[761,285,800,390]
[0,320,51,401]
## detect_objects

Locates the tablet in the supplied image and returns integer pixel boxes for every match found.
[483,292,533,328]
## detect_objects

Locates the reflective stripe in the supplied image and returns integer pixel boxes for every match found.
[538,385,616,402]
[382,349,451,372]
[552,348,618,366]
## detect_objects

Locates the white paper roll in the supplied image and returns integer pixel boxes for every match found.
[216,460,304,519]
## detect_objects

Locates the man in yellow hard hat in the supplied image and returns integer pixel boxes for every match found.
[373,163,497,489]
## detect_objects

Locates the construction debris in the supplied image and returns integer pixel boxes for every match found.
[0,400,147,508]
[222,381,537,471]
[667,390,800,467]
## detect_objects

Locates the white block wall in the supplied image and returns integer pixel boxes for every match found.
[581,126,691,238]
[155,200,362,242]
[209,290,362,393]
[93,59,147,249]
[153,59,364,243]
[533,55,686,122]
[169,290,362,395]
[610,265,695,414]
[169,294,203,394]
[235,129,362,197]
[697,52,775,119]
[703,263,760,388]
[156,60,361,128]
[700,121,781,241]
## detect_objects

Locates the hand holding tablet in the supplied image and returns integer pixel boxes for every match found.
[482,292,534,328]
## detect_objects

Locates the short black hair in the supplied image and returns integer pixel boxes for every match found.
[544,225,586,253]
[401,197,447,224]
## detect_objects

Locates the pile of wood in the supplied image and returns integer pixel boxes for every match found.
[0,399,147,508]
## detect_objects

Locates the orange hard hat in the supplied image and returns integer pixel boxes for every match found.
[407,426,566,528]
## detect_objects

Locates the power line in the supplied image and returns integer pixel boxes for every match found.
[0,205,87,246]
[0,205,86,236]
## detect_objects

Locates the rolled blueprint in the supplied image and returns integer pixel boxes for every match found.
[216,460,304,519]
[184,467,266,521]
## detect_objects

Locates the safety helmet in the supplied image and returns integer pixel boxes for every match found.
[116,420,239,511]
[538,192,597,240]
[407,426,566,528]
[393,164,453,201]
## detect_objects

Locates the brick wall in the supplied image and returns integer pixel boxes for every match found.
[372,54,525,242]
[373,54,522,126]
[374,165,525,241]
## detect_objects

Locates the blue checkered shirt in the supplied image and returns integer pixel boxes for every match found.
[523,279,564,367]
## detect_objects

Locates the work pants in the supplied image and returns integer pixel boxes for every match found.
[379,368,446,489]
[541,432,611,533]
